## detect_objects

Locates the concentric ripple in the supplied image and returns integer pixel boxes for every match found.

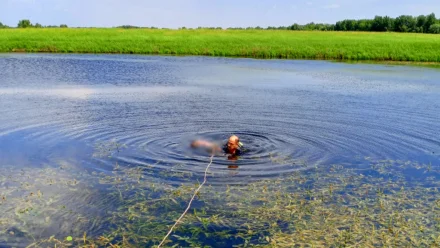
[0,54,439,185]
[114,129,317,181]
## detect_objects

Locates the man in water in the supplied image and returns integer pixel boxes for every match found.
[191,135,243,158]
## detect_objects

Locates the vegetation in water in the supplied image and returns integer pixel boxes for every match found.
[0,151,439,247]
[1,28,440,63]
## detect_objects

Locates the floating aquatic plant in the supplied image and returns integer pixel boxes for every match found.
[0,156,439,247]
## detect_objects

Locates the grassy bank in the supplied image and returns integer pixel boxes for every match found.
[1,28,440,62]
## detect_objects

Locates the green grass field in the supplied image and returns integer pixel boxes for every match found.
[1,28,440,62]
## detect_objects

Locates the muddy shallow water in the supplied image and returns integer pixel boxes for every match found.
[0,54,439,247]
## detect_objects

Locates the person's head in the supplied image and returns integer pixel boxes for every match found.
[227,135,241,155]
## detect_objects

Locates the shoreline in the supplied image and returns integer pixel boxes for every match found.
[2,51,440,68]
[1,28,440,66]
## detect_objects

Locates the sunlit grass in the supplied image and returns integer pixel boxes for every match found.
[1,29,440,62]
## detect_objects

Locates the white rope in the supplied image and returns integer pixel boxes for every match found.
[157,153,215,248]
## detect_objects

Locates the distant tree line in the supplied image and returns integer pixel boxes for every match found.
[0,19,68,28]
[116,25,159,29]
[228,13,440,33]
[116,26,224,30]
[1,14,440,33]
[333,14,440,33]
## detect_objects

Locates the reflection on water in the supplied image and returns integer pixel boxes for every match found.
[0,54,439,246]
[0,86,199,100]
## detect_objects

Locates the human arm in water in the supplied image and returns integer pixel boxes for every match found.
[191,140,222,153]
[191,135,243,155]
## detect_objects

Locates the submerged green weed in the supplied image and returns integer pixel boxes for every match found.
[0,157,439,247]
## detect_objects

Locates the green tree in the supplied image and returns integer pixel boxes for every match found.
[372,16,394,31]
[304,22,316,30]
[429,24,440,34]
[424,13,436,32]
[346,20,356,31]
[60,24,68,28]
[34,23,43,28]
[17,19,32,28]
[335,20,358,31]
[335,21,345,31]
[394,15,417,32]
[290,23,302,30]
[117,25,139,29]
[416,15,426,32]
[357,19,373,31]
[372,16,385,31]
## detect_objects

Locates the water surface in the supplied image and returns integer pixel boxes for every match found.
[0,54,439,246]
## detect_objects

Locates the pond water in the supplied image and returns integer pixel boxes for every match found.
[0,54,439,247]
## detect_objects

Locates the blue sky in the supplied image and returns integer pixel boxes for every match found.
[1,0,439,28]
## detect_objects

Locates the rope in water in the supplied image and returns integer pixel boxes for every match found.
[157,152,215,248]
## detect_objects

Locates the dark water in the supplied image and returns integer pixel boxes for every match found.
[0,54,439,183]
[0,54,440,246]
